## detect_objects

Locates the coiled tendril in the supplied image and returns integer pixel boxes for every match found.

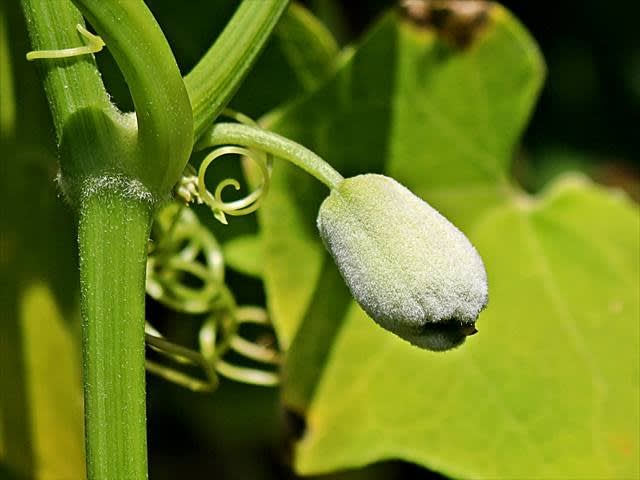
[145,201,279,392]
[195,109,273,224]
[147,202,226,313]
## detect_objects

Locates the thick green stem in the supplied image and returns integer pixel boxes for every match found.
[78,177,153,480]
[20,0,128,204]
[0,7,16,141]
[20,0,112,139]
[71,0,193,198]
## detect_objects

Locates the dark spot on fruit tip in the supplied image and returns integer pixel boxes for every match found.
[415,320,478,351]
[461,324,479,336]
[400,0,493,49]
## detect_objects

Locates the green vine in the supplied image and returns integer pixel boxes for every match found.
[21,0,289,478]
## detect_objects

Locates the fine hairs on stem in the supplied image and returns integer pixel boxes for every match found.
[21,1,289,478]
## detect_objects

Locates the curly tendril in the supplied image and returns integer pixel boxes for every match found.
[229,307,280,365]
[197,145,272,224]
[144,304,279,391]
[145,322,219,392]
[144,201,280,391]
[146,203,227,313]
[196,109,273,224]
[199,306,280,386]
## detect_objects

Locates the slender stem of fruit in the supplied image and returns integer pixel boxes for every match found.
[198,122,344,190]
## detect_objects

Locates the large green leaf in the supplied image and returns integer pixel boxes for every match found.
[258,4,640,478]
[1,3,85,477]
[0,147,86,480]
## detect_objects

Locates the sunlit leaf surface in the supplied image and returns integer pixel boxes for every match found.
[259,5,640,478]
[1,3,84,477]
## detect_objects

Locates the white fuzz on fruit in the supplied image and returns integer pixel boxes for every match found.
[317,174,488,351]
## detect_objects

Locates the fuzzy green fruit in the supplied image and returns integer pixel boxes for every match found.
[317,174,488,351]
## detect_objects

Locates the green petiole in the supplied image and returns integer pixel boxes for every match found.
[198,122,344,190]
[185,0,289,140]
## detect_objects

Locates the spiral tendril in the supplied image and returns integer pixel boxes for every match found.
[144,201,280,391]
[146,203,226,314]
[190,109,273,224]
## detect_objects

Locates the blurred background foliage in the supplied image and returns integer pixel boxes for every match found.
[1,1,638,479]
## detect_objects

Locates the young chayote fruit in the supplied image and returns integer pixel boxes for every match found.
[317,174,488,351]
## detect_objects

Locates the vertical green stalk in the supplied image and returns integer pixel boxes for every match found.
[21,0,289,477]
[78,179,153,480]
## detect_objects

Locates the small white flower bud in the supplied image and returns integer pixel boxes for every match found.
[317,174,488,351]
